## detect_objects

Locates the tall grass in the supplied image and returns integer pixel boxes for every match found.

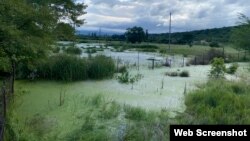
[65,46,82,55]
[88,55,115,79]
[38,54,89,81]
[36,54,115,81]
[180,80,250,124]
[123,106,170,141]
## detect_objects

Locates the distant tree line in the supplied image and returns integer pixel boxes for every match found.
[78,26,235,45]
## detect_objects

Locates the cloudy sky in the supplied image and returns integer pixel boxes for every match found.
[77,0,250,33]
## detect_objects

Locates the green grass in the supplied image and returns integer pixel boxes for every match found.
[179,79,250,124]
[103,41,242,57]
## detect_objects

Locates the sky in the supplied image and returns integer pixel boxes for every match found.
[76,0,250,34]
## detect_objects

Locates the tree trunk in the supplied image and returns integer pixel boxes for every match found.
[10,60,16,96]
[2,84,6,118]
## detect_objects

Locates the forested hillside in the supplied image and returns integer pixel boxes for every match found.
[148,26,235,44]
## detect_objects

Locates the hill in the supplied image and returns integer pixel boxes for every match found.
[148,26,236,44]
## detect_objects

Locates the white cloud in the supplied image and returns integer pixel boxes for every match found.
[77,0,250,33]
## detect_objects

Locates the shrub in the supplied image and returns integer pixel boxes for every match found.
[88,55,115,79]
[209,42,220,47]
[117,71,143,84]
[117,71,130,83]
[209,58,226,79]
[65,46,82,55]
[182,80,250,124]
[179,70,189,77]
[227,63,239,74]
[52,46,60,53]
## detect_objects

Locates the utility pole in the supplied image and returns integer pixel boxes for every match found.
[168,12,172,53]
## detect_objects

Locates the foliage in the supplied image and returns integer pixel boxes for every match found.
[231,14,250,52]
[226,63,239,74]
[209,58,226,79]
[36,54,115,81]
[54,23,76,41]
[166,70,189,77]
[117,71,130,83]
[88,55,115,79]
[181,33,194,47]
[65,46,82,55]
[99,101,121,119]
[123,107,170,141]
[209,42,220,47]
[181,80,250,124]
[124,106,148,121]
[117,71,143,84]
[125,26,145,43]
[37,54,88,81]
[52,46,61,53]
[146,27,232,44]
[0,0,87,94]
[0,57,11,73]
[179,70,190,77]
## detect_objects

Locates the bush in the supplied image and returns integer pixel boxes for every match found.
[209,58,226,79]
[166,70,190,77]
[179,70,189,77]
[209,42,220,47]
[227,63,239,74]
[117,71,130,83]
[88,55,115,79]
[182,80,250,124]
[52,46,60,53]
[65,46,82,55]
[117,71,143,84]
